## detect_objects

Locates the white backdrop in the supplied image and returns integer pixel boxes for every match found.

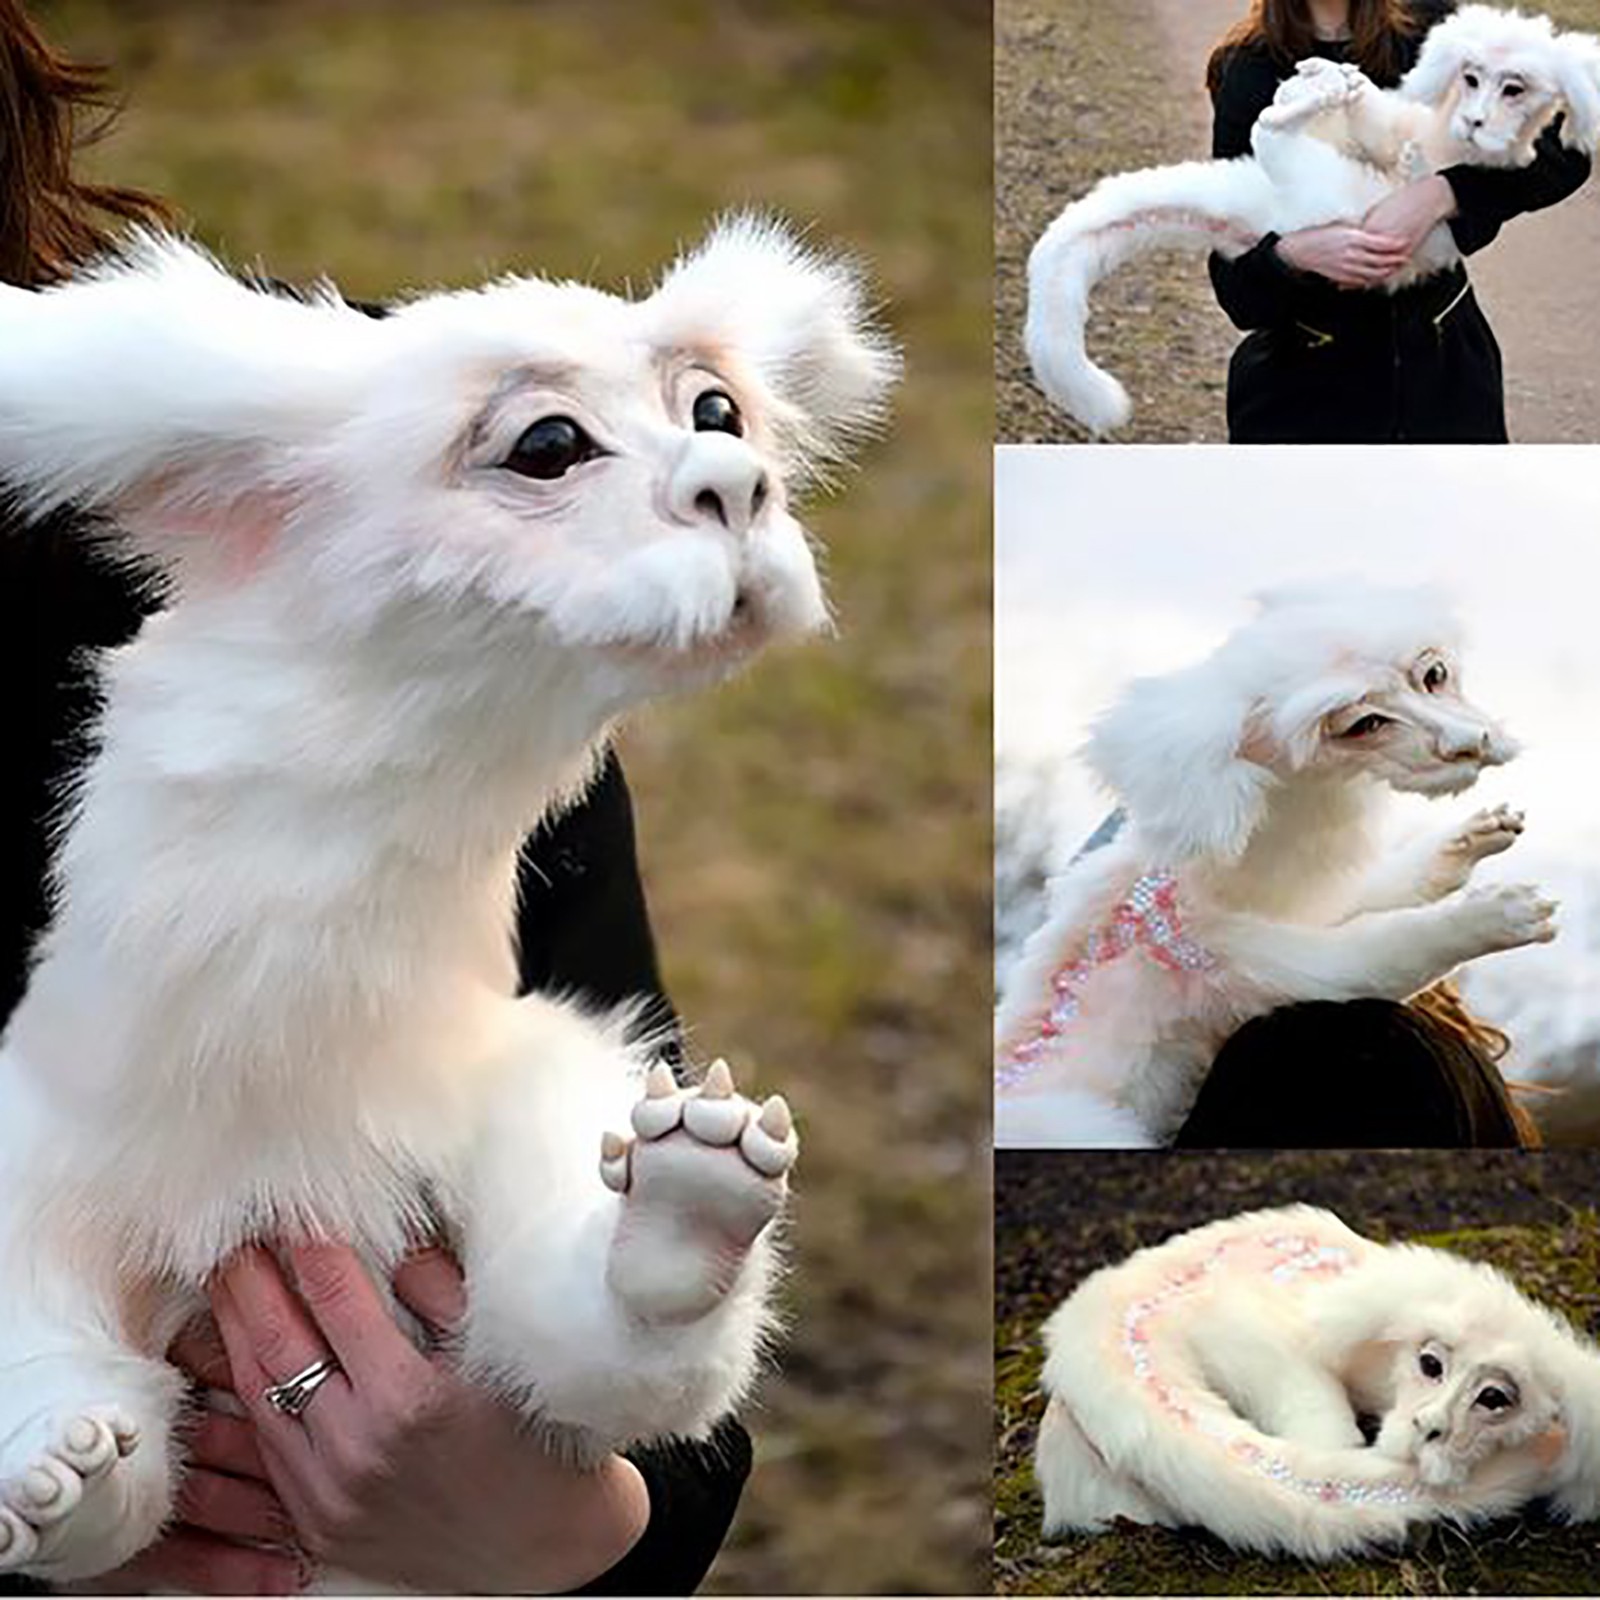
[996,446,1600,1134]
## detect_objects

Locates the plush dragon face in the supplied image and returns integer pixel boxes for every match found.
[1374,1334,1563,1489]
[0,216,898,706]
[1403,6,1600,164]
[1301,644,1518,799]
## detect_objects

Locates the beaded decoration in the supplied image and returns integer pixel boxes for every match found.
[1117,1232,1417,1509]
[997,869,1217,1092]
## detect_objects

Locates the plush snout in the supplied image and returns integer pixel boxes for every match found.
[667,433,772,538]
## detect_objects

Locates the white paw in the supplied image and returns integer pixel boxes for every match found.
[0,1410,151,1579]
[1426,805,1524,896]
[601,1059,797,1324]
[1458,882,1558,955]
[1448,804,1525,863]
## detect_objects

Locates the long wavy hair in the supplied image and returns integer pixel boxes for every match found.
[1207,0,1421,93]
[0,0,170,286]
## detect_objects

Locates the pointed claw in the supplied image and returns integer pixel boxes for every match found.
[600,1131,631,1194]
[646,1061,677,1098]
[703,1059,734,1098]
[740,1103,799,1178]
[758,1094,793,1140]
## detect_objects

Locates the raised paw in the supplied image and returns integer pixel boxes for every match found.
[601,1059,798,1324]
[1457,882,1558,956]
[0,1411,154,1580]
[1449,804,1525,862]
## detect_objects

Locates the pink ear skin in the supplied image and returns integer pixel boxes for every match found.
[118,476,296,589]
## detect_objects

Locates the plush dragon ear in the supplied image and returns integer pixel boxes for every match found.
[1082,663,1274,864]
[1550,29,1600,151]
[646,213,900,486]
[0,233,376,586]
[1399,8,1482,105]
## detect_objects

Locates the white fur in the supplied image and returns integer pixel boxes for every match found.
[1037,1205,1600,1559]
[1025,4,1600,433]
[0,216,896,1581]
[995,579,1556,1147]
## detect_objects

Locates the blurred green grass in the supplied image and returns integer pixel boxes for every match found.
[38,1,992,1591]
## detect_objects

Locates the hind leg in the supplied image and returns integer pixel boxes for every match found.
[0,1290,183,1580]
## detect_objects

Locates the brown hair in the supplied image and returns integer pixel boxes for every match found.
[0,0,171,287]
[1410,981,1542,1148]
[1207,0,1420,94]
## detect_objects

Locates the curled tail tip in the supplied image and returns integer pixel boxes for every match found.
[1028,357,1133,435]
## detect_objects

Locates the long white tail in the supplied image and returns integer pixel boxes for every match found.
[1024,158,1271,434]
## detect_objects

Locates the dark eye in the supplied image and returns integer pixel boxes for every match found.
[1464,71,1480,89]
[1342,713,1392,739]
[1475,1386,1514,1411]
[1503,83,1524,99]
[1422,662,1449,692]
[504,416,603,480]
[1420,1351,1445,1380]
[693,389,743,437]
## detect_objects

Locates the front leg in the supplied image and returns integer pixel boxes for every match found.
[1208,882,1556,1007]
[1342,805,1525,917]
[457,1001,796,1458]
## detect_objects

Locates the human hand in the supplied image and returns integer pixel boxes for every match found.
[205,1242,652,1595]
[1360,175,1458,259]
[71,1319,306,1596]
[1274,224,1412,288]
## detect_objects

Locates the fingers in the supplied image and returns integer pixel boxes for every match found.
[283,1241,429,1389]
[170,1315,236,1392]
[103,1528,307,1597]
[210,1248,354,1451]
[188,1410,269,1483]
[176,1467,297,1546]
[391,1247,467,1338]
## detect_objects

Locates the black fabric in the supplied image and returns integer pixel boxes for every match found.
[0,503,746,1591]
[576,1421,753,1597]
[1174,999,1525,1148]
[1207,0,1591,442]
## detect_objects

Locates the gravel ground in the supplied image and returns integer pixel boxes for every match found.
[996,1150,1600,1595]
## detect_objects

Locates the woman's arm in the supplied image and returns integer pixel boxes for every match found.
[1441,118,1593,255]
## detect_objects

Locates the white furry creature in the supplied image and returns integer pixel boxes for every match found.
[994,580,1556,1149]
[1036,1205,1600,1559]
[1025,4,1600,433]
[0,217,897,1582]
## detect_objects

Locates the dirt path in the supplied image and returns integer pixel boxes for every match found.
[997,0,1600,442]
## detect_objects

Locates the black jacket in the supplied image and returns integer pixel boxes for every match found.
[1208,0,1592,442]
[0,518,747,1595]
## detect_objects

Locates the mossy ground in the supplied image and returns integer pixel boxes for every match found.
[995,1150,1600,1595]
[37,2,993,1590]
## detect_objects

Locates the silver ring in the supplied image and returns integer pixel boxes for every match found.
[263,1356,341,1418]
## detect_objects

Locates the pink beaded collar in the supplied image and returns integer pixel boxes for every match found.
[997,870,1216,1092]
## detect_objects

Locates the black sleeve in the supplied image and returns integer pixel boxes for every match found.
[0,512,150,1025]
[1207,48,1316,331]
[577,1422,754,1596]
[1442,117,1593,256]
[513,748,679,1056]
